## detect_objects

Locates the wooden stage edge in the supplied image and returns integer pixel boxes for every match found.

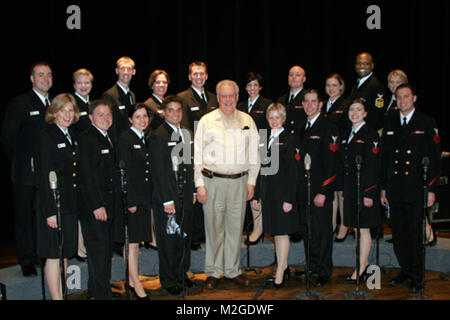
[68,266,450,301]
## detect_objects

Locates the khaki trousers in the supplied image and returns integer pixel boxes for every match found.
[203,175,247,278]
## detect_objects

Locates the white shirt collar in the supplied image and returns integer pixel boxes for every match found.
[352,121,366,134]
[117,82,129,95]
[400,108,415,125]
[358,73,373,88]
[307,112,321,127]
[130,126,145,140]
[75,91,89,104]
[56,123,69,135]
[32,89,50,106]
[248,95,260,106]
[91,123,109,137]
[268,127,285,148]
[290,88,303,99]
[191,86,205,99]
[153,94,163,104]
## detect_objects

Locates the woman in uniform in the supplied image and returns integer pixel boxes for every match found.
[115,103,153,299]
[36,93,80,300]
[340,98,381,282]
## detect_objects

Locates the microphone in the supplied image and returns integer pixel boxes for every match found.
[119,160,127,193]
[49,171,58,190]
[422,157,430,171]
[304,153,311,171]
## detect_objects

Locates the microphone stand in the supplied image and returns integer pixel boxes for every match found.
[296,154,323,300]
[119,162,131,300]
[50,174,66,300]
[344,156,372,300]
[410,157,431,300]
[173,156,187,300]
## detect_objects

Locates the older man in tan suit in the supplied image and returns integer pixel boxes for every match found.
[194,80,260,289]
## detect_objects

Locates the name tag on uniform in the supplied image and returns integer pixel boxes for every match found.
[259,143,265,147]
[30,111,40,116]
[157,110,164,114]
[80,111,88,116]
[57,143,66,149]
[168,142,177,146]
[191,107,199,111]
[387,131,394,135]
[119,105,126,110]
[133,145,141,149]
[101,149,110,154]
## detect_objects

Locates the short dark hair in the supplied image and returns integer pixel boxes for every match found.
[161,95,183,110]
[302,88,322,102]
[395,83,417,97]
[89,99,112,115]
[128,103,150,118]
[350,98,367,112]
[244,72,263,88]
[30,61,52,75]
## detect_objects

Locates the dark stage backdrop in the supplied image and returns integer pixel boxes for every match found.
[1,0,449,239]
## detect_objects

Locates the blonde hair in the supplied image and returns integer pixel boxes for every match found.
[387,69,408,83]
[73,68,94,83]
[116,56,135,68]
[266,103,287,119]
[45,93,80,125]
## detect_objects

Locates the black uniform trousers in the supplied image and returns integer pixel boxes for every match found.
[79,201,115,300]
[298,201,333,278]
[390,201,423,282]
[153,204,193,289]
[13,184,38,267]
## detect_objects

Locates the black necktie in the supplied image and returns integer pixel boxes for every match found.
[141,136,146,145]
[106,133,113,147]
[402,117,407,126]
[289,94,294,104]
[201,92,207,103]
[305,121,311,131]
[348,131,356,142]
[45,98,50,108]
[248,103,253,113]
[66,132,73,145]
[126,92,133,105]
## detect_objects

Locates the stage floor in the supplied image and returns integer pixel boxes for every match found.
[67,266,450,301]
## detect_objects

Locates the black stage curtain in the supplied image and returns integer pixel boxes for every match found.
[1,0,449,238]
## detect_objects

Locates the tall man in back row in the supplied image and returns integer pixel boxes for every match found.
[194,80,260,290]
[380,83,441,293]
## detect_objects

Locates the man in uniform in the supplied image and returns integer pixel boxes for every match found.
[78,100,117,299]
[347,52,389,132]
[277,65,307,136]
[380,83,441,293]
[1,61,53,276]
[177,61,217,250]
[295,89,339,287]
[149,95,197,296]
[102,56,137,142]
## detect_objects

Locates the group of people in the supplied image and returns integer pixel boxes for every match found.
[0,52,441,299]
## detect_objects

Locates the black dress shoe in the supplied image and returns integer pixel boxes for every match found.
[245,233,264,246]
[389,273,410,286]
[165,285,182,296]
[273,267,291,290]
[313,276,330,287]
[130,286,151,300]
[22,265,37,277]
[182,278,198,289]
[191,241,202,250]
[334,231,348,243]
[409,280,423,293]
[345,266,369,284]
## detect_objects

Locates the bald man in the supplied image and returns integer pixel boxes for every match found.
[277,66,307,136]
[347,52,389,131]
